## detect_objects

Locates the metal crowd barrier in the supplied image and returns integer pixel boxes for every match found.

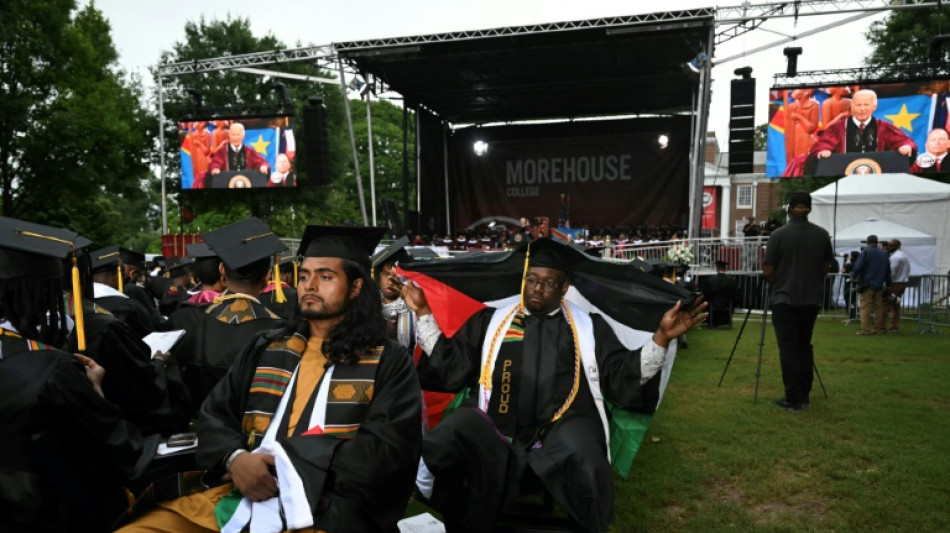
[690,272,949,334]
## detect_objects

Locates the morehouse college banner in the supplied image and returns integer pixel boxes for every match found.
[450,118,691,230]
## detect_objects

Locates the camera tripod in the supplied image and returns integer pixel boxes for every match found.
[717,285,828,404]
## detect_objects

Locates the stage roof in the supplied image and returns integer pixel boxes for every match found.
[336,11,715,124]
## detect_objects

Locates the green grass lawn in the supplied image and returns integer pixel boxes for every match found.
[612,317,950,532]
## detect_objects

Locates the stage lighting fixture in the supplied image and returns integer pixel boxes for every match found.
[347,75,370,96]
[657,134,669,150]
[186,88,203,110]
[734,66,753,79]
[686,52,711,73]
[473,140,489,156]
[783,47,803,77]
[488,221,497,229]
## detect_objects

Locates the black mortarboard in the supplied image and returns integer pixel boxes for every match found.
[165,256,194,278]
[298,225,387,270]
[201,218,288,270]
[276,251,297,266]
[186,243,217,259]
[90,245,122,272]
[0,217,80,280]
[120,247,146,269]
[0,217,90,350]
[520,238,584,274]
[371,236,410,272]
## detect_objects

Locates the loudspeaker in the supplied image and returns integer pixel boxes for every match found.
[302,98,331,185]
[728,78,756,175]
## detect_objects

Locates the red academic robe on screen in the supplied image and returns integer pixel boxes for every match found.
[199,144,270,188]
[783,118,917,177]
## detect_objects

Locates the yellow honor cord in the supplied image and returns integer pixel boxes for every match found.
[519,242,531,311]
[292,261,298,288]
[479,304,520,391]
[273,255,286,303]
[116,264,124,293]
[71,256,86,351]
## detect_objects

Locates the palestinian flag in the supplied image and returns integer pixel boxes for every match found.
[396,241,695,478]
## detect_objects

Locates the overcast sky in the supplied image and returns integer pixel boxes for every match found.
[87,0,889,145]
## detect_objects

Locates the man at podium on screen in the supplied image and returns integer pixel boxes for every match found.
[811,89,916,160]
[203,122,270,188]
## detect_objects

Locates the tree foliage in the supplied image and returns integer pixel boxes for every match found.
[0,0,157,248]
[158,17,415,242]
[865,8,950,66]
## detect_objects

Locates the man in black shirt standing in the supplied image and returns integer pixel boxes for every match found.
[763,190,835,412]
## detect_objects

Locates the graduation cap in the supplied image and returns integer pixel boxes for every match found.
[298,225,387,271]
[120,248,146,269]
[90,245,127,292]
[371,236,410,275]
[165,256,195,278]
[186,243,222,286]
[202,218,289,302]
[0,216,88,350]
[202,218,288,271]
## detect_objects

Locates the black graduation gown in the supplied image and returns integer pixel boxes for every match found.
[95,294,165,338]
[198,331,422,533]
[417,306,660,532]
[169,293,285,414]
[259,286,299,321]
[124,282,158,314]
[0,335,160,533]
[69,301,191,435]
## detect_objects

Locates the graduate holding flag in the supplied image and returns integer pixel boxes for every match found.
[400,238,707,533]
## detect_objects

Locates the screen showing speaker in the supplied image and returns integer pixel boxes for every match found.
[179,115,298,190]
[766,79,950,178]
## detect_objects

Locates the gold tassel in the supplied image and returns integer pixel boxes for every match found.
[273,255,286,303]
[117,264,124,293]
[519,241,531,312]
[292,260,298,288]
[72,256,86,352]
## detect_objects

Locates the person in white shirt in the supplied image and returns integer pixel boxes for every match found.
[884,239,911,332]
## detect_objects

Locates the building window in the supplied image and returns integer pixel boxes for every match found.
[736,185,753,208]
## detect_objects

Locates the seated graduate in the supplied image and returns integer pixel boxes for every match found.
[121,247,161,313]
[118,225,422,533]
[372,236,415,351]
[158,256,195,317]
[90,245,166,338]
[259,251,300,322]
[0,217,160,533]
[181,243,227,306]
[401,238,707,533]
[67,245,190,435]
[169,219,286,414]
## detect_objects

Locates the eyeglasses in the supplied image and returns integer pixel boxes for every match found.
[524,277,562,292]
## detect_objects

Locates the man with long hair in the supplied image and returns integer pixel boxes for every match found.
[0,217,159,532]
[120,226,422,533]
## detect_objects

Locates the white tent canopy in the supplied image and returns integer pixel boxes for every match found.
[810,174,950,274]
[833,218,936,275]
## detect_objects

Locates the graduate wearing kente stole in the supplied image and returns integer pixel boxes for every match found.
[120,225,421,533]
[404,238,707,533]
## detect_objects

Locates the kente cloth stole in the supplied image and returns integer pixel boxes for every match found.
[485,312,525,438]
[0,330,53,360]
[207,293,279,324]
[242,336,384,448]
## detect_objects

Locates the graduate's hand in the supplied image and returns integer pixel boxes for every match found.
[73,353,105,397]
[653,297,708,348]
[228,452,278,502]
[400,280,431,316]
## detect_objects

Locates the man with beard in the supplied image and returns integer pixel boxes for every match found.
[402,238,706,533]
[119,226,422,533]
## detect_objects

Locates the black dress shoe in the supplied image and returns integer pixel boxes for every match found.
[772,398,806,412]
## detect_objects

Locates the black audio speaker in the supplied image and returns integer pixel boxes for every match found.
[302,98,331,185]
[728,78,756,174]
